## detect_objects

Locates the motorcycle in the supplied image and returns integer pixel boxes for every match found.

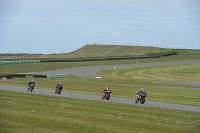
[55,87,62,94]
[135,93,146,104]
[27,84,34,92]
[102,90,111,100]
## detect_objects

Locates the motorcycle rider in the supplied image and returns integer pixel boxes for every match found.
[56,82,63,92]
[136,88,147,100]
[28,79,35,90]
[102,86,112,100]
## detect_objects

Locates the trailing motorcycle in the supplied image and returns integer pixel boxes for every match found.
[27,84,34,92]
[135,93,146,104]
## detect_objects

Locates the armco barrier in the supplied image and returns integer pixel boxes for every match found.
[160,52,177,57]
[32,75,47,78]
[149,52,177,57]
[47,74,67,78]
[40,55,162,62]
[0,60,40,65]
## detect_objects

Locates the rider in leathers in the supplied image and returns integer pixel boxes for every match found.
[102,86,112,99]
[136,88,147,100]
[28,80,35,90]
[56,82,63,92]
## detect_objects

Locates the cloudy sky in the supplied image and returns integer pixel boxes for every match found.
[0,0,200,54]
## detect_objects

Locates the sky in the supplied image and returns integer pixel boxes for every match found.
[0,0,200,54]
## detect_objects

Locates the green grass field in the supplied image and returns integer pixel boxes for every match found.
[0,90,199,133]
[97,64,200,82]
[1,47,200,133]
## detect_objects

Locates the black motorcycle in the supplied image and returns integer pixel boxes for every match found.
[55,87,62,94]
[27,84,34,92]
[135,93,146,104]
[102,90,111,100]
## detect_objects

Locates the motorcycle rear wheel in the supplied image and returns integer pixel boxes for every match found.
[140,97,145,104]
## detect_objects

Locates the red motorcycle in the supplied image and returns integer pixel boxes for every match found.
[102,91,111,100]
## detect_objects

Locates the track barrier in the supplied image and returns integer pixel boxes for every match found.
[0,60,40,65]
[47,74,67,78]
[0,74,46,78]
[0,74,67,79]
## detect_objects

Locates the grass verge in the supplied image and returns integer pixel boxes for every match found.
[0,90,199,133]
[97,64,200,82]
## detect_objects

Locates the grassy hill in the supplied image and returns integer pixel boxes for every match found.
[0,44,199,60]
[70,44,173,55]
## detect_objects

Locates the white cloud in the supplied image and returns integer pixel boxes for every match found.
[110,31,122,38]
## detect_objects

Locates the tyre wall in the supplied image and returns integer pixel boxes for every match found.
[0,74,68,79]
[0,74,47,79]
[0,60,40,65]
[47,74,67,78]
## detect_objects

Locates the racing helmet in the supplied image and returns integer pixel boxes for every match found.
[141,88,145,92]
[106,86,110,90]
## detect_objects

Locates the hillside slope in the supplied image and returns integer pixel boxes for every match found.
[70,44,173,55]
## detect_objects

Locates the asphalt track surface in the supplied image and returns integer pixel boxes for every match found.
[0,85,200,113]
[1,60,200,112]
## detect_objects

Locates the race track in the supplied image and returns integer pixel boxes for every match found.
[36,60,200,79]
[1,85,200,112]
[1,60,200,112]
